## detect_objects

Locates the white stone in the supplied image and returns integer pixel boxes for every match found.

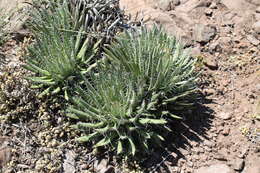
[247,35,260,46]
[216,112,232,120]
[252,21,260,33]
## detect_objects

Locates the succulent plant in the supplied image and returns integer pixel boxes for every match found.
[67,26,198,157]
[24,0,131,98]
[105,26,198,110]
[67,0,128,44]
[24,0,100,98]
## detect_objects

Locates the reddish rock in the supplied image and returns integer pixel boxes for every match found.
[193,24,217,43]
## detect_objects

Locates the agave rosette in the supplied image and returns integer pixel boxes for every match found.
[67,27,199,156]
[24,1,100,98]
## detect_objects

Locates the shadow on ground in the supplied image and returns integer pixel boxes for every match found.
[140,93,214,173]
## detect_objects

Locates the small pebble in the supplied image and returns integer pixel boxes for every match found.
[222,128,230,136]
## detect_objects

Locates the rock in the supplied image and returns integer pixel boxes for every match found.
[172,0,181,6]
[209,2,217,9]
[256,83,260,92]
[179,0,188,4]
[203,140,214,147]
[147,0,180,11]
[0,0,31,33]
[11,29,30,42]
[255,99,260,119]
[250,0,260,5]
[246,165,260,173]
[94,159,114,173]
[178,148,189,156]
[252,21,260,33]
[0,0,31,13]
[193,24,217,43]
[256,6,260,13]
[222,127,230,136]
[0,148,11,168]
[255,13,260,20]
[216,112,232,120]
[245,158,260,173]
[149,0,171,10]
[231,158,244,171]
[205,146,212,152]
[191,46,201,57]
[222,79,231,87]
[220,0,254,11]
[103,166,115,173]
[120,0,191,42]
[63,150,76,173]
[247,35,260,46]
[187,161,194,167]
[205,9,213,16]
[238,146,249,158]
[214,153,227,161]
[223,12,236,26]
[0,136,9,149]
[194,147,204,154]
[204,88,215,96]
[204,56,218,70]
[219,37,232,46]
[195,164,235,173]
[175,0,209,12]
[209,41,222,53]
[80,164,89,170]
[216,148,229,161]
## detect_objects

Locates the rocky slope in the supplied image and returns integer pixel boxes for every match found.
[0,0,259,173]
